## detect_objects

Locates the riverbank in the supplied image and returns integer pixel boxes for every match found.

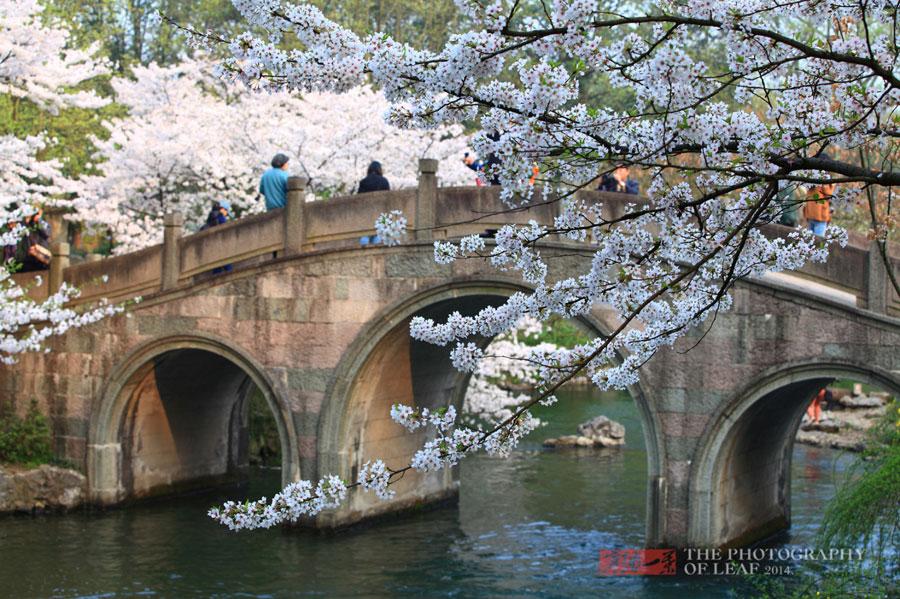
[0,463,85,514]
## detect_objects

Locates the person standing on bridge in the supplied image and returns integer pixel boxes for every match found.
[598,165,639,195]
[803,182,833,236]
[259,153,291,211]
[806,388,825,424]
[201,200,233,274]
[357,161,390,194]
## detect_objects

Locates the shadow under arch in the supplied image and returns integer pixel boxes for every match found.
[688,360,900,548]
[316,277,665,542]
[87,332,299,505]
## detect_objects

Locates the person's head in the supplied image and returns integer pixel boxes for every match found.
[271,153,290,170]
[367,161,383,176]
[613,165,630,182]
[5,202,19,227]
[15,203,41,224]
[217,200,232,215]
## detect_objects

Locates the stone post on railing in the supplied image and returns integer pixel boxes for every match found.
[49,242,69,293]
[416,159,438,241]
[866,240,888,314]
[161,212,183,291]
[284,176,307,256]
[44,206,70,247]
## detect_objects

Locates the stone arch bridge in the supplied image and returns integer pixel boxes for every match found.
[2,161,899,549]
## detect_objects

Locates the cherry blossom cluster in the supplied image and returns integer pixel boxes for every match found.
[208,475,348,531]
[204,0,898,528]
[0,136,82,211]
[0,0,110,212]
[374,210,408,246]
[76,60,471,253]
[0,0,108,113]
[391,403,458,432]
[462,317,563,425]
[0,269,126,364]
[356,459,395,500]
[1,206,130,362]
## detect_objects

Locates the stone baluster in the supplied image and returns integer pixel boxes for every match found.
[866,240,888,314]
[43,206,70,247]
[161,212,183,291]
[416,158,438,241]
[284,176,307,256]
[49,241,69,293]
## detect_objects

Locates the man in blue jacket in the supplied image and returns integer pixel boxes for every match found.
[259,153,290,210]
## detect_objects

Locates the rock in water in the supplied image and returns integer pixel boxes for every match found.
[543,435,608,448]
[837,394,884,409]
[543,416,626,448]
[800,419,841,433]
[577,415,626,446]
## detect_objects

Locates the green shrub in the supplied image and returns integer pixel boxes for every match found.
[0,400,54,467]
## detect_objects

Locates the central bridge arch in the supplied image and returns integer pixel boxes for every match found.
[316,278,665,538]
[87,333,299,504]
[688,360,900,547]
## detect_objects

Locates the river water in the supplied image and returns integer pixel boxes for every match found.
[0,389,853,598]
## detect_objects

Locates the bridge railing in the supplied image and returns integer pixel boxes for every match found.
[305,188,417,247]
[10,159,900,317]
[756,222,899,314]
[178,209,284,281]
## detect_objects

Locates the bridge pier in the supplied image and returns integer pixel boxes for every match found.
[87,442,123,505]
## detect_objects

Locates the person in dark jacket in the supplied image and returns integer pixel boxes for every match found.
[775,181,800,227]
[357,161,391,194]
[598,165,639,194]
[9,205,51,272]
[202,200,233,274]
[203,200,230,230]
[483,132,502,185]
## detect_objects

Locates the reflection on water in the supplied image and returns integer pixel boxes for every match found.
[0,389,853,598]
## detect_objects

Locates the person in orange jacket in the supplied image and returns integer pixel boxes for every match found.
[803,182,834,236]
[806,388,825,424]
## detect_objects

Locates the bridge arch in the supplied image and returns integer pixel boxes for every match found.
[317,277,665,538]
[688,360,900,548]
[87,332,299,505]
